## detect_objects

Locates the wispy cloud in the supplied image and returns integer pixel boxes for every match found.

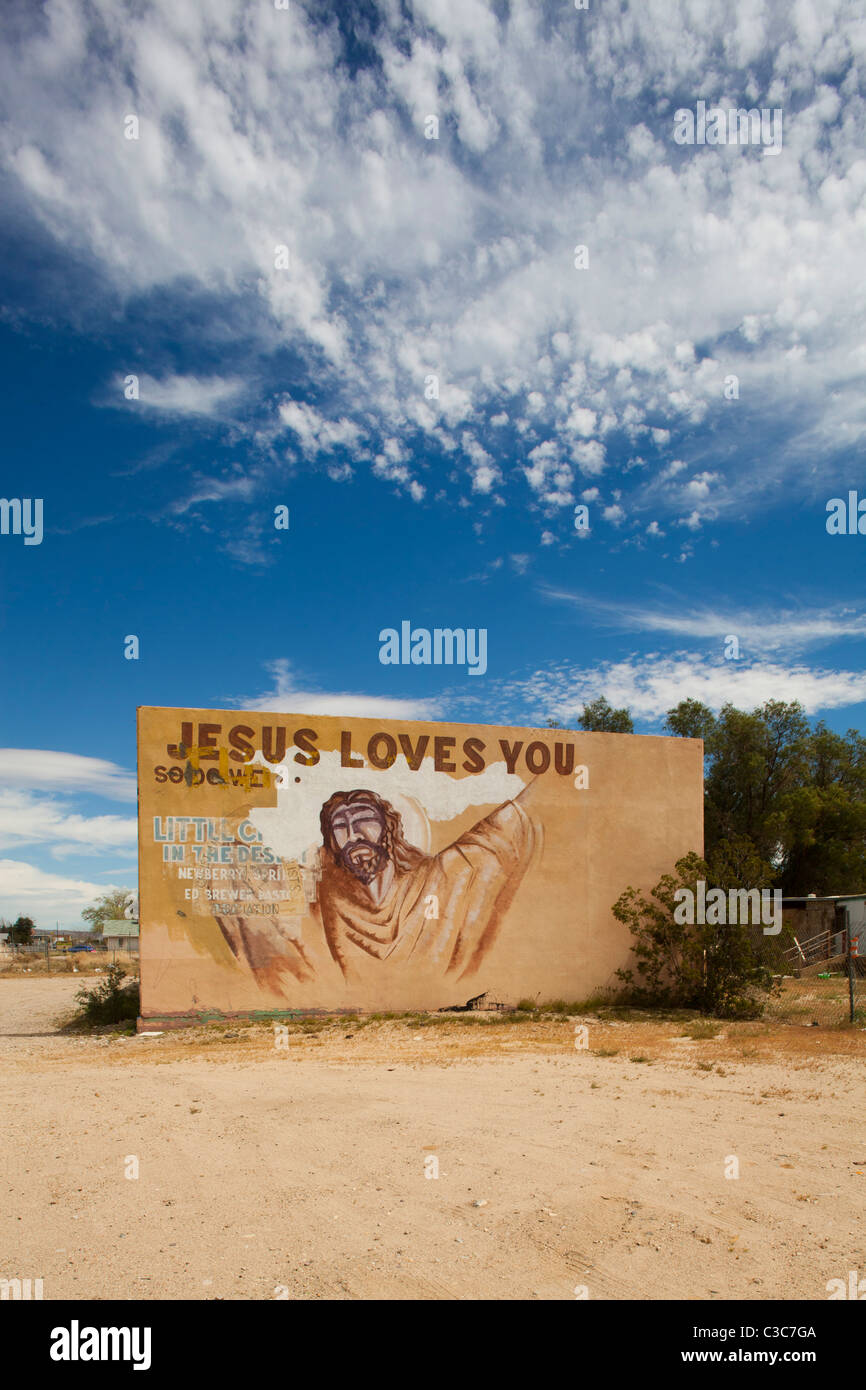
[108,372,246,419]
[491,653,866,725]
[238,659,442,720]
[0,790,136,857]
[541,590,866,653]
[169,471,259,517]
[1,0,864,533]
[0,750,135,801]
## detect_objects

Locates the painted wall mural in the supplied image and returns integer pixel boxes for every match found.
[137,707,704,1022]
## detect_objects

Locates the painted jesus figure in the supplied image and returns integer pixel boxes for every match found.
[311,785,539,982]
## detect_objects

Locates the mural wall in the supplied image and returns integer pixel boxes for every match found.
[137,706,704,1022]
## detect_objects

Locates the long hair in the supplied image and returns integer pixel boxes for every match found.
[319,789,428,874]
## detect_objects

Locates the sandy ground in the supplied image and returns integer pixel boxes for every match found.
[2,976,865,1301]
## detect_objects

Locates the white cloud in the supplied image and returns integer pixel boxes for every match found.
[0,859,126,932]
[565,406,597,437]
[571,441,607,475]
[116,372,245,418]
[471,463,499,494]
[0,0,859,532]
[462,433,501,494]
[740,315,763,343]
[239,659,441,720]
[497,653,866,725]
[541,590,866,654]
[373,454,410,485]
[0,750,135,801]
[684,471,721,499]
[279,401,361,456]
[327,462,353,483]
[171,472,258,515]
[0,790,136,856]
[524,440,558,493]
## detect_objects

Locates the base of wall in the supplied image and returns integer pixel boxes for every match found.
[137,1007,358,1032]
[137,991,512,1030]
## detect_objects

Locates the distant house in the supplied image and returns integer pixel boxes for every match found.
[781,894,866,971]
[101,920,140,952]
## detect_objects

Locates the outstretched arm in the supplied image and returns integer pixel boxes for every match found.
[512,773,544,808]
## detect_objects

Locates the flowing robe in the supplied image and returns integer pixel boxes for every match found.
[313,799,537,982]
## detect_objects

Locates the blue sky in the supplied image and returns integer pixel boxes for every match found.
[1,0,866,927]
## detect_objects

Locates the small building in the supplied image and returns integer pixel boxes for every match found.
[102,919,140,953]
[781,894,865,971]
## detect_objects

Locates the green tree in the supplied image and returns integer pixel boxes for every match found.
[81,889,134,936]
[578,696,633,733]
[704,700,810,860]
[612,854,775,1018]
[664,698,819,886]
[664,698,717,742]
[706,834,774,891]
[9,915,36,945]
[779,723,866,894]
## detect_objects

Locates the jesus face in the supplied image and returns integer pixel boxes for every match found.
[328,801,390,884]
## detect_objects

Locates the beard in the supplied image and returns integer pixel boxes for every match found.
[336,838,390,884]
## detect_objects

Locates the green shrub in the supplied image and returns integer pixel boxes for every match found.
[613,852,776,1019]
[71,965,139,1027]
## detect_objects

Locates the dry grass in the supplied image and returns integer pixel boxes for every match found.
[0,950,139,979]
[764,973,863,1026]
[88,1008,866,1071]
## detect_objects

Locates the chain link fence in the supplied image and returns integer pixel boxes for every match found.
[0,940,138,974]
[755,905,864,1027]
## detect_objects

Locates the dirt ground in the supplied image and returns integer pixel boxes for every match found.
[2,976,864,1301]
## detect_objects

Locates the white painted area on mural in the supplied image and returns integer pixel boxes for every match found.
[248,749,525,862]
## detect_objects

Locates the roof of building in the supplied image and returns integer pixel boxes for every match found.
[102,919,140,937]
[781,894,866,904]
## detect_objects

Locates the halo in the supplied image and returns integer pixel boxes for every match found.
[383,792,431,854]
